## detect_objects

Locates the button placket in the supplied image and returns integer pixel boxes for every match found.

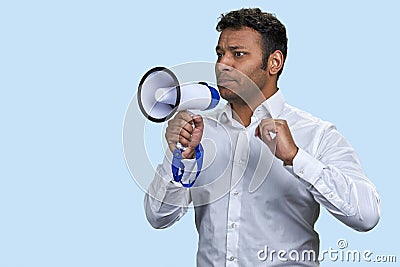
[225,130,247,267]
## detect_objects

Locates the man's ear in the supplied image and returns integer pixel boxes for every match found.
[268,50,284,76]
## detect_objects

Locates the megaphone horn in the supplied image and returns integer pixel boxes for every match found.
[138,66,220,123]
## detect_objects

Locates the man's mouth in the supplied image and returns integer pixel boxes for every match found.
[217,78,237,88]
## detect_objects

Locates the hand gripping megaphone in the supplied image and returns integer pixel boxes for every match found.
[137,66,220,122]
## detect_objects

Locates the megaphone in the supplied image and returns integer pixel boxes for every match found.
[138,66,220,122]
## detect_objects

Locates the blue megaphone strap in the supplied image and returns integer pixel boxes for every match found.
[171,143,204,188]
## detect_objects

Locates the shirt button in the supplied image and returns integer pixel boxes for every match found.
[231,222,237,228]
[228,256,235,261]
[232,191,239,196]
[299,169,304,175]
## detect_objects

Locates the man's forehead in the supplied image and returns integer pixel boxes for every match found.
[217,27,261,48]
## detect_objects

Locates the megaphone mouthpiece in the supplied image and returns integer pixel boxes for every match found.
[155,86,177,105]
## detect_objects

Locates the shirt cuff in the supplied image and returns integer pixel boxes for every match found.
[161,149,198,185]
[292,148,325,185]
[148,164,190,211]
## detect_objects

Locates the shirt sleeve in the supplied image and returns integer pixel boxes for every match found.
[291,124,381,232]
[144,150,196,229]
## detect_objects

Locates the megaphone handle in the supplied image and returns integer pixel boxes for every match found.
[176,110,195,151]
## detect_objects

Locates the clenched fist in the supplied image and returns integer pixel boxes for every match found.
[255,118,298,165]
[165,111,204,159]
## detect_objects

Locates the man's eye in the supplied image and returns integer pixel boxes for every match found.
[234,52,245,57]
[216,52,223,58]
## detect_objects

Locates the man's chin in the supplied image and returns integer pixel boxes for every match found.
[217,85,239,101]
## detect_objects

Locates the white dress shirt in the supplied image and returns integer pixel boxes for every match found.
[144,90,381,266]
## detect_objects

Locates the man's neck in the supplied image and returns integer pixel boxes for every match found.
[231,103,253,127]
[230,87,278,127]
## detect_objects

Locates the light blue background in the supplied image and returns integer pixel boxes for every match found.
[1,0,399,266]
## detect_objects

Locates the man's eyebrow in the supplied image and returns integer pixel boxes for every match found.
[228,45,246,50]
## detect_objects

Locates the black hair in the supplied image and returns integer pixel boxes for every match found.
[216,8,288,78]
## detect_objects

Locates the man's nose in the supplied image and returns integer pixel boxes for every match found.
[215,61,234,73]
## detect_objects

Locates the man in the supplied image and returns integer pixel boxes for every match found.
[144,8,380,266]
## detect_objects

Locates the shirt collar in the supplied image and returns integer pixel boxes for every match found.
[217,89,286,123]
[260,88,285,119]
